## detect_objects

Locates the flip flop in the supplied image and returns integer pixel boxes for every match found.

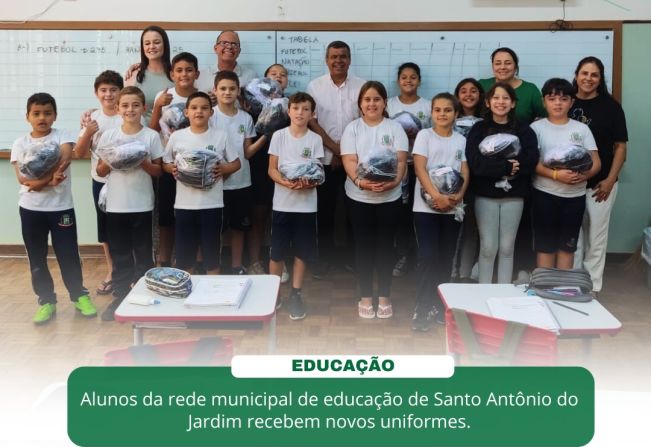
[96,280,113,295]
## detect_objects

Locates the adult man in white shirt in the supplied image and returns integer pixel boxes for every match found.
[196,30,258,93]
[306,41,366,276]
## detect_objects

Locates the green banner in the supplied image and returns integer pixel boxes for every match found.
[68,366,593,446]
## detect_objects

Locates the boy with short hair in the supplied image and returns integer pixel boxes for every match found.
[164,91,241,274]
[150,52,200,268]
[96,86,164,321]
[75,70,124,296]
[531,78,601,270]
[11,92,97,324]
[267,92,324,320]
[210,70,261,274]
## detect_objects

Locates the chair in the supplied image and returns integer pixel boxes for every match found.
[446,308,558,366]
[104,336,233,366]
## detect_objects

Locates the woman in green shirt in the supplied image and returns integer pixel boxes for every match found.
[479,47,545,124]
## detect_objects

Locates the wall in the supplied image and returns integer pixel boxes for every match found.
[2,0,651,23]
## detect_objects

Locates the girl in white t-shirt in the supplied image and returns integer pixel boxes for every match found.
[341,81,408,319]
[387,62,431,279]
[411,93,469,331]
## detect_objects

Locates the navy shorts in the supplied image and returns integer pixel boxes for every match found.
[174,208,223,271]
[270,211,317,264]
[224,187,253,231]
[158,172,176,227]
[532,188,586,254]
[92,179,108,243]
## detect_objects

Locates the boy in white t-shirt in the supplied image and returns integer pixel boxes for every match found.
[531,78,601,270]
[11,93,97,324]
[210,70,260,275]
[75,70,124,296]
[164,92,241,274]
[268,92,324,320]
[96,86,164,321]
[150,52,200,269]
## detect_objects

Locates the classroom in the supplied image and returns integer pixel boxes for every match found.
[1,1,650,444]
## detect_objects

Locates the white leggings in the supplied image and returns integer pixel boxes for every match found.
[474,196,524,283]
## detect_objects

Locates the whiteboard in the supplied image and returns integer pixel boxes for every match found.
[0,29,613,150]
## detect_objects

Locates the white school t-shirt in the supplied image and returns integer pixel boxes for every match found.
[411,129,467,215]
[164,127,238,210]
[306,73,366,165]
[340,118,409,204]
[96,127,164,213]
[209,108,256,190]
[11,128,75,212]
[387,96,432,131]
[268,127,324,213]
[196,63,258,93]
[83,110,123,184]
[530,118,598,198]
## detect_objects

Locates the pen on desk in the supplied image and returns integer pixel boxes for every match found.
[551,301,589,316]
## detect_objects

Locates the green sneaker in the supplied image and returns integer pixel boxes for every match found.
[74,295,97,317]
[33,303,56,324]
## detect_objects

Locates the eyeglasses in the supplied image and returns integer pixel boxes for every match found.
[217,40,240,49]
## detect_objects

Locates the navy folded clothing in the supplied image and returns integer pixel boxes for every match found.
[543,144,593,172]
[391,111,422,136]
[357,148,398,181]
[96,139,148,171]
[454,116,482,137]
[243,78,284,119]
[279,160,325,185]
[175,149,222,190]
[478,133,521,158]
[255,98,289,135]
[19,141,61,179]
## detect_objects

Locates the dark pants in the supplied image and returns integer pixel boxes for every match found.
[107,212,154,300]
[316,164,346,264]
[347,197,401,297]
[395,163,417,259]
[20,207,87,305]
[414,212,461,312]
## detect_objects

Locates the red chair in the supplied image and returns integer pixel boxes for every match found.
[104,336,233,366]
[446,308,558,366]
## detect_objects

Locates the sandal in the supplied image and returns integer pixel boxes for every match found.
[96,280,113,295]
[358,301,375,319]
[376,303,393,319]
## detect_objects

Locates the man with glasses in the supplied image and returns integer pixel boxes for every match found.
[197,30,258,92]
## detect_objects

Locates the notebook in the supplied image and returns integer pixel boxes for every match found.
[486,296,560,332]
[183,277,252,308]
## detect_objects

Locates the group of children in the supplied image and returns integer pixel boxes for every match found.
[12,53,601,331]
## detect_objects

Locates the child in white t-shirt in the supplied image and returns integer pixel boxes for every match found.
[531,78,601,270]
[164,92,241,274]
[11,93,97,324]
[267,92,324,320]
[210,70,260,275]
[75,70,124,296]
[96,86,164,321]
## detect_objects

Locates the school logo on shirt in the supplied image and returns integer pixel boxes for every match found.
[417,111,425,120]
[569,132,583,145]
[302,147,312,158]
[205,145,216,152]
[58,214,73,228]
[238,124,245,134]
[455,150,463,161]
[381,134,394,147]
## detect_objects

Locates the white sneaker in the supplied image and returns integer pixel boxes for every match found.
[281,264,290,284]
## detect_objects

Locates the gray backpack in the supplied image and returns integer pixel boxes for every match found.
[525,268,594,302]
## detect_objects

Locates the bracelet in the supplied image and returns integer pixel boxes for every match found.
[552,169,558,181]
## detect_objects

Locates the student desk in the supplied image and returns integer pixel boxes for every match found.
[438,283,622,355]
[115,275,280,353]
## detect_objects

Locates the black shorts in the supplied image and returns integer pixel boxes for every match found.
[223,187,253,231]
[532,188,586,254]
[92,179,108,243]
[270,211,317,264]
[158,172,176,227]
[249,148,274,207]
[174,208,223,271]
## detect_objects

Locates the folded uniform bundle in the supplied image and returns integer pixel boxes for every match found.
[145,267,193,298]
[542,143,593,172]
[159,103,190,140]
[255,97,289,136]
[478,133,521,158]
[19,141,61,179]
[391,111,422,137]
[175,149,221,190]
[420,166,466,221]
[243,78,284,119]
[279,160,326,186]
[454,116,482,137]
[96,139,148,171]
[356,147,398,182]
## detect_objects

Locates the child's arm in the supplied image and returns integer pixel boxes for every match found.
[243,136,267,159]
[163,162,176,175]
[74,121,99,159]
[141,157,163,177]
[413,154,454,212]
[579,150,602,182]
[12,163,52,192]
[149,89,173,132]
[215,158,241,179]
[96,159,111,177]
[450,161,471,204]
[342,153,382,192]
[268,154,297,189]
